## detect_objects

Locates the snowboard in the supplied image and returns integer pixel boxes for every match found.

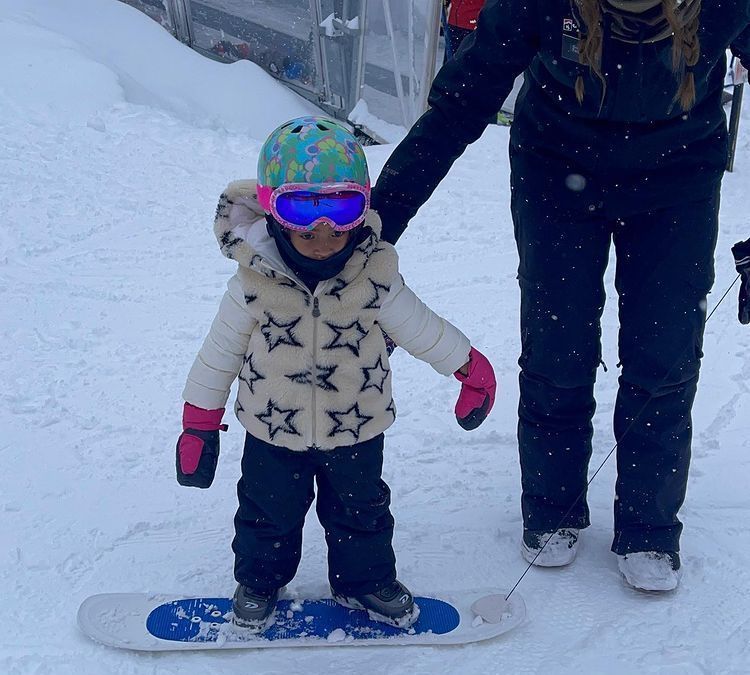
[77,589,525,651]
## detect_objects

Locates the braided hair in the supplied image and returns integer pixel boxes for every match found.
[575,0,700,111]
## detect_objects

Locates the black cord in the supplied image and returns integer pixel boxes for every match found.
[505,273,742,601]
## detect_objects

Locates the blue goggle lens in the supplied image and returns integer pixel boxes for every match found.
[275,190,367,228]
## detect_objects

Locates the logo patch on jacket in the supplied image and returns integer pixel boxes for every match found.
[562,17,581,63]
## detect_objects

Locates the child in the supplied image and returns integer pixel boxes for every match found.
[175,116,496,631]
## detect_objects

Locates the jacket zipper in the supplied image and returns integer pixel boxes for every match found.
[310,295,321,449]
[259,258,327,448]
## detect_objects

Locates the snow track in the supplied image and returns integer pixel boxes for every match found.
[2,1,750,674]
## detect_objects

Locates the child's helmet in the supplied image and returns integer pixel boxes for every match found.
[257,116,369,198]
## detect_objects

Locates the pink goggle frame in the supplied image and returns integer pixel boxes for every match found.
[257,181,371,232]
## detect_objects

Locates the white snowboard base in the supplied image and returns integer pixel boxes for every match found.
[77,589,526,651]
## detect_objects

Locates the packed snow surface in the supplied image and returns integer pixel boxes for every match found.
[2,1,750,673]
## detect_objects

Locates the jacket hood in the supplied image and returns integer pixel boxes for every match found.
[214,179,383,281]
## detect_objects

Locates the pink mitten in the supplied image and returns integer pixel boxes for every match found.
[176,403,227,488]
[453,347,497,430]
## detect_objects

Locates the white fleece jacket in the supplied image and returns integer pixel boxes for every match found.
[183,180,471,450]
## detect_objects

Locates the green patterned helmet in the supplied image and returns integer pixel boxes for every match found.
[257,116,370,211]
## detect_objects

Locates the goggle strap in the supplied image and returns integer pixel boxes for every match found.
[256,184,273,212]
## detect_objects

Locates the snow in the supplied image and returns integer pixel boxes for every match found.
[0,0,317,137]
[326,628,348,643]
[349,97,407,145]
[2,1,750,673]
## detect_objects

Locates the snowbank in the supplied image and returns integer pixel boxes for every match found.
[0,0,318,136]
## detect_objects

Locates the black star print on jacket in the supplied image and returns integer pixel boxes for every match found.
[326,277,349,301]
[386,398,396,421]
[316,365,339,392]
[255,399,302,440]
[361,355,389,393]
[261,312,303,351]
[327,403,374,441]
[363,279,391,310]
[285,366,339,391]
[239,354,265,394]
[286,370,313,386]
[323,320,367,357]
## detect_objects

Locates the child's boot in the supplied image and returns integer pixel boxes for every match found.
[332,580,419,629]
[231,584,279,631]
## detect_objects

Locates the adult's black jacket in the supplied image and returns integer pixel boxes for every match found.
[372,0,750,244]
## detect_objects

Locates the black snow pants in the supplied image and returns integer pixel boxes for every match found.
[512,181,719,555]
[233,433,396,596]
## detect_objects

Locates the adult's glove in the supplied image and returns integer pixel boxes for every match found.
[176,403,228,488]
[453,347,497,431]
[732,238,750,325]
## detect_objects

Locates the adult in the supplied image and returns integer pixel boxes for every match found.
[371,0,750,591]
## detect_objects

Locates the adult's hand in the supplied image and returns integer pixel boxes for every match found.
[732,237,750,325]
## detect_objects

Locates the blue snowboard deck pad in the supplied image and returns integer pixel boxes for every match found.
[146,596,460,643]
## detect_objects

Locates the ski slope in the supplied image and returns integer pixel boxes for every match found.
[1,1,749,673]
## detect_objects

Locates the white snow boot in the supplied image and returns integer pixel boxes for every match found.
[521,528,579,567]
[617,551,681,592]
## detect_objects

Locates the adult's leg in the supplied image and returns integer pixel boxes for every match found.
[512,182,612,532]
[314,434,396,596]
[233,434,315,590]
[611,190,719,554]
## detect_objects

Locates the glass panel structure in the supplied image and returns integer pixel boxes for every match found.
[359,0,440,128]
[187,0,324,97]
[117,0,443,136]
[119,0,177,36]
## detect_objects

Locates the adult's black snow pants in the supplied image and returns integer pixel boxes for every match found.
[233,433,396,596]
[512,185,719,554]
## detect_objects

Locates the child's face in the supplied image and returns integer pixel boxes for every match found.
[287,222,351,260]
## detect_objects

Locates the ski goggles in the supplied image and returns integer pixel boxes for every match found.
[257,182,370,231]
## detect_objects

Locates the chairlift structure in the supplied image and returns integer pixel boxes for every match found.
[121,0,443,142]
